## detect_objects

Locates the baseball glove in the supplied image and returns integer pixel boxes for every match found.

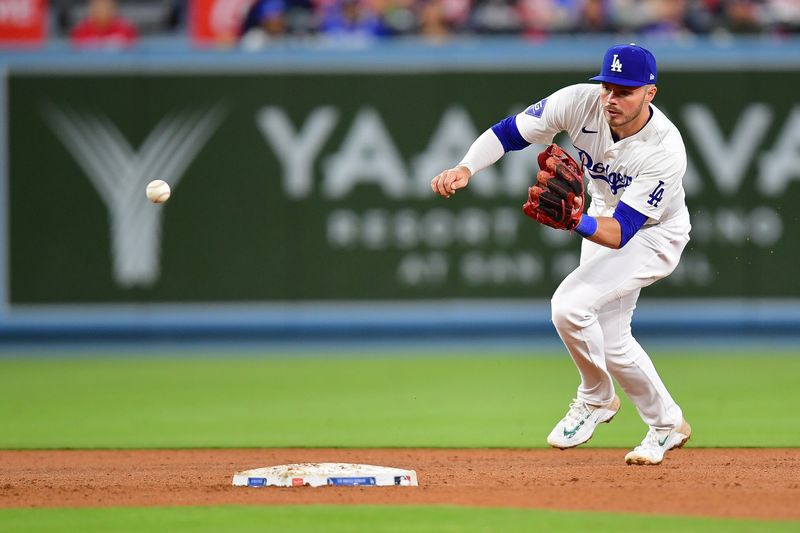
[522,144,585,231]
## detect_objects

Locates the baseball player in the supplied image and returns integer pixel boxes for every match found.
[431,44,691,465]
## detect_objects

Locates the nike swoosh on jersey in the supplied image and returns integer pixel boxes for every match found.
[581,126,598,134]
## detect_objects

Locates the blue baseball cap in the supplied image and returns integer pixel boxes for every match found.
[590,43,657,87]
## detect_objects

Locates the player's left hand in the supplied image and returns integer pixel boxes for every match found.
[523,144,585,230]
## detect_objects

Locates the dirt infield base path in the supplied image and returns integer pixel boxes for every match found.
[2,449,799,520]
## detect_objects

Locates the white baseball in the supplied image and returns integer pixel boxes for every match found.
[146,179,171,204]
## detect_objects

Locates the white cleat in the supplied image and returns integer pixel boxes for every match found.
[625,420,692,466]
[546,395,621,449]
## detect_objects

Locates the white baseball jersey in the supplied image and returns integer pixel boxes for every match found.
[513,84,691,430]
[515,83,690,236]
[453,80,692,431]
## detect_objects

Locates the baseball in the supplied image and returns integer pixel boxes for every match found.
[146,179,171,204]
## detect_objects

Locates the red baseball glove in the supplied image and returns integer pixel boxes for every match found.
[522,144,585,231]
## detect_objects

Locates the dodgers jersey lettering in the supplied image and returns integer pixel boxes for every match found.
[517,84,690,234]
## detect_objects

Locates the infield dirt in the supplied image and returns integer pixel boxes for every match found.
[2,448,798,520]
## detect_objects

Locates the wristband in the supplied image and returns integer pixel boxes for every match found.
[574,215,598,238]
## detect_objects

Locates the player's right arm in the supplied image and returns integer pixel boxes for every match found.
[430,164,473,198]
[431,85,580,198]
[430,127,505,198]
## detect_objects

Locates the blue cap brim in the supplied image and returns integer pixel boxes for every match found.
[589,75,650,87]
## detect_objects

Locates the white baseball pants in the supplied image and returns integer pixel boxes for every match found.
[550,225,689,430]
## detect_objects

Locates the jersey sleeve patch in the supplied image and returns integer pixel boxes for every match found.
[524,98,548,119]
[646,180,666,208]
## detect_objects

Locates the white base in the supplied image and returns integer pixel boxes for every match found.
[232,462,418,487]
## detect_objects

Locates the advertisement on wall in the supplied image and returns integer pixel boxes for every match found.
[6,70,798,305]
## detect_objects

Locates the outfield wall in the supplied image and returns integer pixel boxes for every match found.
[1,37,799,341]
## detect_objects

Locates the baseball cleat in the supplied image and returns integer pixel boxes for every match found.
[624,419,692,466]
[546,395,621,449]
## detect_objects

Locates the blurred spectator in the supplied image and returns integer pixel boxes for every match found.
[572,0,614,33]
[682,0,716,33]
[607,0,645,32]
[164,0,187,32]
[639,0,692,37]
[56,0,178,38]
[418,0,451,40]
[472,0,521,34]
[318,0,391,41]
[518,0,578,39]
[723,0,764,33]
[70,0,138,49]
[766,0,800,33]
[439,0,472,31]
[240,0,288,46]
[381,0,419,36]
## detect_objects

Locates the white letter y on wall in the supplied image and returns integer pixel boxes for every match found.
[43,104,225,287]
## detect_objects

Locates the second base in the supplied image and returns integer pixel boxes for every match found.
[232,462,418,487]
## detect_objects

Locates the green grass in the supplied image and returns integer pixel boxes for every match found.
[1,350,798,448]
[0,505,797,533]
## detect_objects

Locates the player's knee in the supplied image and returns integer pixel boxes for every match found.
[550,296,590,332]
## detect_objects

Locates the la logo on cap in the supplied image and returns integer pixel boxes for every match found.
[589,42,657,87]
[610,54,623,72]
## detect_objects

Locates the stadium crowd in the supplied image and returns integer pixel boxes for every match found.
[52,0,800,49]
